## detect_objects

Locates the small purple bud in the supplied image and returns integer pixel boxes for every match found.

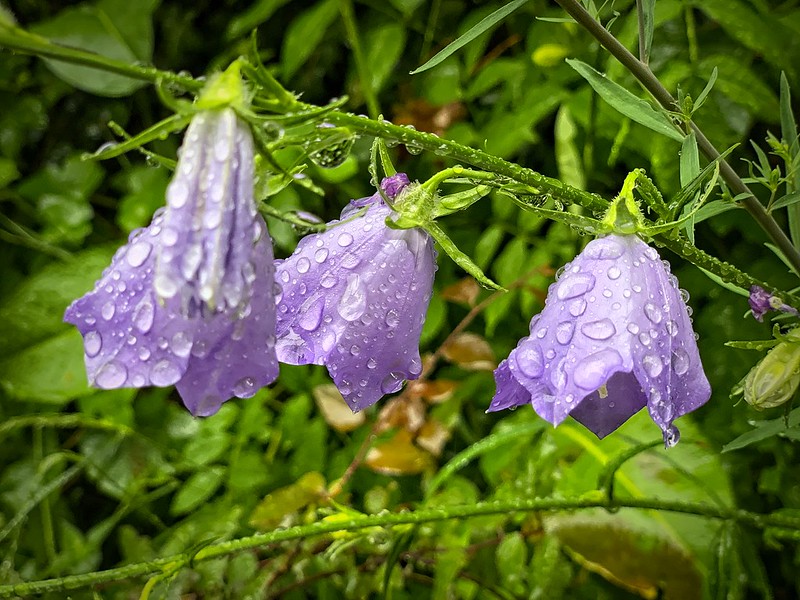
[275,175,436,412]
[749,285,799,322]
[490,234,711,446]
[64,109,279,416]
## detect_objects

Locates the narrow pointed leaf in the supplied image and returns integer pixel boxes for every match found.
[410,0,529,74]
[424,220,503,290]
[567,59,683,142]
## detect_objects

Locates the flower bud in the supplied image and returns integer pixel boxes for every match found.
[740,340,800,410]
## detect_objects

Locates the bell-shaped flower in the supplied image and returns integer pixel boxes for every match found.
[65,107,279,416]
[275,174,437,411]
[489,233,711,445]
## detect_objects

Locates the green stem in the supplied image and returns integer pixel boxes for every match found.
[338,0,380,119]
[1,494,793,598]
[554,0,800,279]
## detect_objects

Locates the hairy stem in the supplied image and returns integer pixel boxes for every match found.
[2,493,796,597]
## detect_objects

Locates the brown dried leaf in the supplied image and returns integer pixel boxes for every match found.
[442,332,496,370]
[416,419,451,457]
[365,429,434,475]
[411,379,460,404]
[441,278,480,306]
[313,383,365,432]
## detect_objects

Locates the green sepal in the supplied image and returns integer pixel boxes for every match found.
[417,219,504,290]
[725,340,780,351]
[434,184,493,217]
[83,114,191,162]
[512,198,606,234]
[668,144,737,219]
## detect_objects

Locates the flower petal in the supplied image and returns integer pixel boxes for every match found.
[176,219,279,415]
[65,212,193,390]
[275,179,436,410]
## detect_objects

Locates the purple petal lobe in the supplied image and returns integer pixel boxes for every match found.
[275,176,436,411]
[490,233,711,442]
[65,109,279,415]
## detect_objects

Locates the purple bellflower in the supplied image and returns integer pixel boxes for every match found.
[489,232,711,445]
[65,108,279,416]
[748,285,799,322]
[275,174,437,411]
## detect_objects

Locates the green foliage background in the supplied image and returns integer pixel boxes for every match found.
[1,0,800,598]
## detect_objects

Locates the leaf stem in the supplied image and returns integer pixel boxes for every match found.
[554,0,800,278]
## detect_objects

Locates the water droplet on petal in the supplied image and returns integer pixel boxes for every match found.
[133,301,155,333]
[162,228,178,246]
[581,318,616,340]
[338,274,366,321]
[126,241,152,267]
[665,320,678,337]
[150,359,182,386]
[234,376,257,398]
[84,331,102,357]
[550,358,568,389]
[626,323,640,335]
[514,345,544,378]
[644,302,663,324]
[154,274,178,299]
[380,371,404,394]
[350,344,361,356]
[385,309,400,328]
[320,273,337,288]
[296,257,311,274]
[338,232,354,247]
[607,266,621,280]
[556,321,575,345]
[663,425,680,447]
[671,348,690,375]
[642,354,663,377]
[568,298,587,317]
[638,332,651,346]
[182,244,202,279]
[584,237,624,259]
[101,302,116,321]
[367,358,377,369]
[95,361,128,388]
[341,254,360,269]
[556,273,596,300]
[315,248,329,263]
[171,331,192,357]
[138,347,151,361]
[573,348,623,390]
[298,296,325,331]
[169,180,189,208]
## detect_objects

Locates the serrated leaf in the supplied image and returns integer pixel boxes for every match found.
[410,0,529,74]
[567,59,683,142]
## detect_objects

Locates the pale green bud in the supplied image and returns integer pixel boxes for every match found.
[739,341,800,410]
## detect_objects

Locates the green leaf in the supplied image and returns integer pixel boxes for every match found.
[364,23,406,94]
[693,67,718,112]
[566,59,683,142]
[410,0,529,74]
[281,0,339,80]
[249,471,326,530]
[30,0,158,96]
[680,131,700,188]
[0,247,115,357]
[171,467,226,516]
[722,408,800,452]
[0,329,89,403]
[554,106,585,190]
[638,0,656,64]
[781,72,800,157]
[771,192,800,212]
[225,0,292,41]
[496,532,528,595]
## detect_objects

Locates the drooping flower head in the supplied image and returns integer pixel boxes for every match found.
[490,174,711,445]
[748,285,799,322]
[65,77,278,416]
[275,174,437,411]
